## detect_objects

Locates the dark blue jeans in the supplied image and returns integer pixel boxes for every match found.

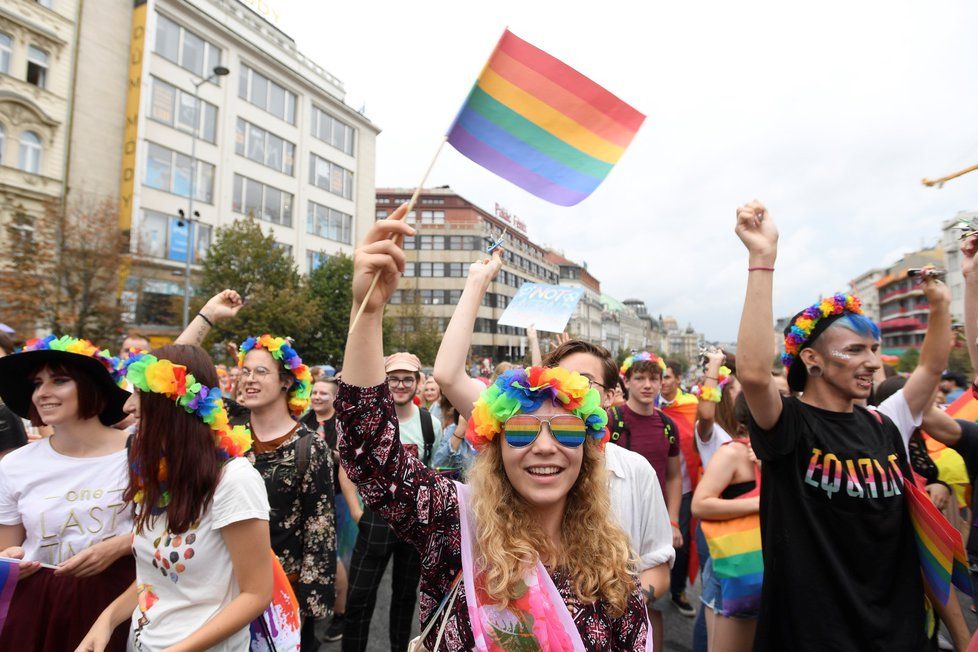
[693,523,709,652]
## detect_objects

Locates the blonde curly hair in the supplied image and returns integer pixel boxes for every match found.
[467,434,637,617]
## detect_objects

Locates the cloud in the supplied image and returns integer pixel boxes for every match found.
[277,0,978,340]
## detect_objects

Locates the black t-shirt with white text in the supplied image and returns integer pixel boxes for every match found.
[748,396,925,651]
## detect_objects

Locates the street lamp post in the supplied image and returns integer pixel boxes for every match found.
[180,64,229,329]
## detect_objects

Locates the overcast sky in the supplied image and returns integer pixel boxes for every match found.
[276,0,978,341]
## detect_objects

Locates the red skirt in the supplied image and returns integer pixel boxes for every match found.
[0,556,135,651]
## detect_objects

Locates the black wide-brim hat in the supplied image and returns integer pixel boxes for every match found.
[0,349,130,426]
[784,311,849,393]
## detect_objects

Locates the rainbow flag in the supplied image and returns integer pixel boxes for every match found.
[905,474,971,605]
[0,558,19,636]
[701,513,764,617]
[250,551,301,651]
[447,29,645,206]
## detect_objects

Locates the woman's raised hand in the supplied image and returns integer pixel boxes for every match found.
[352,203,416,314]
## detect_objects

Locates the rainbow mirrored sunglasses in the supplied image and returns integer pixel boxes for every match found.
[502,414,588,449]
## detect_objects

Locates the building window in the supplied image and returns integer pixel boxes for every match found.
[232,174,293,227]
[421,210,445,224]
[238,65,296,124]
[306,250,329,271]
[36,0,54,7]
[306,201,353,244]
[18,131,42,173]
[143,142,214,202]
[234,118,295,175]
[309,154,354,199]
[376,209,387,219]
[0,33,11,75]
[138,209,211,262]
[273,242,293,257]
[154,14,222,80]
[311,105,355,155]
[26,46,48,89]
[149,78,218,143]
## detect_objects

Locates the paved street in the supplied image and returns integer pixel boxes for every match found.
[317,565,699,651]
[316,567,975,651]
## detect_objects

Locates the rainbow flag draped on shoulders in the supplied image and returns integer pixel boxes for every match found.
[447,29,645,206]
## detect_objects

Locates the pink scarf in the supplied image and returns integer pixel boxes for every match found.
[455,482,585,651]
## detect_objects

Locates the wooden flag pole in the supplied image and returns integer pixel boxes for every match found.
[348,136,448,335]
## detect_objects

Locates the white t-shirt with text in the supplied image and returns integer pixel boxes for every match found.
[0,438,131,565]
[129,457,269,652]
[397,404,443,464]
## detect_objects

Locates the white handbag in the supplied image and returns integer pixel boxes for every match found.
[408,575,463,652]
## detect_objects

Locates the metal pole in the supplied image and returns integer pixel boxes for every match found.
[181,77,206,329]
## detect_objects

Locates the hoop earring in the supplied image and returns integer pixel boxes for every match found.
[807,365,822,378]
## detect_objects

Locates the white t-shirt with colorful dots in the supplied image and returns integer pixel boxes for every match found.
[129,457,269,651]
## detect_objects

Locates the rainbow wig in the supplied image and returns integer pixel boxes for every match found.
[22,334,123,383]
[125,351,251,461]
[620,351,666,377]
[238,334,312,416]
[466,366,609,450]
[781,293,866,370]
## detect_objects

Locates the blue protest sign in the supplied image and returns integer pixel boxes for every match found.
[497,283,584,333]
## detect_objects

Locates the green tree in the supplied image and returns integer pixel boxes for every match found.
[196,217,317,357]
[897,348,920,373]
[947,345,974,378]
[385,286,442,366]
[0,198,126,345]
[306,253,353,367]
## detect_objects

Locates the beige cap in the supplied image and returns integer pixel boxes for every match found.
[385,352,421,373]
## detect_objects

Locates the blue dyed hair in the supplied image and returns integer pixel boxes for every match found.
[828,313,881,341]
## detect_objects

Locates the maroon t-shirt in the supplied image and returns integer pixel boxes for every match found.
[619,404,679,483]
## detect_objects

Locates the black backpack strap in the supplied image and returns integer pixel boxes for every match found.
[419,407,435,466]
[296,432,314,481]
[608,406,630,449]
[657,409,678,446]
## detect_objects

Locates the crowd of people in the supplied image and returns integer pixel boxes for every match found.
[0,199,976,650]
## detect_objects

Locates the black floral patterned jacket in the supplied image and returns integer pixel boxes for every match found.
[247,424,336,618]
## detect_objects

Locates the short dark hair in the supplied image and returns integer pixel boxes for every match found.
[27,360,108,426]
[665,360,684,378]
[943,372,967,388]
[872,375,907,406]
[543,340,618,390]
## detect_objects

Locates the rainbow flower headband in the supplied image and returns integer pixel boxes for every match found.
[620,351,666,376]
[782,293,863,369]
[21,335,123,383]
[467,366,609,450]
[238,335,312,417]
[125,352,251,460]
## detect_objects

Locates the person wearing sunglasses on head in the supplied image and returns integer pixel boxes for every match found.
[337,210,651,650]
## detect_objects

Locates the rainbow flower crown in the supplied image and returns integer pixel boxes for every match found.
[782,293,863,369]
[620,351,666,376]
[22,335,123,383]
[125,351,251,461]
[238,335,312,416]
[467,366,609,450]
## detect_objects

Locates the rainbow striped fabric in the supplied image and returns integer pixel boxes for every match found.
[905,474,971,606]
[0,558,18,637]
[447,30,645,206]
[701,511,764,616]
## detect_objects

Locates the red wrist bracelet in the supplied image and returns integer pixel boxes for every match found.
[670,520,680,528]
[748,266,775,272]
